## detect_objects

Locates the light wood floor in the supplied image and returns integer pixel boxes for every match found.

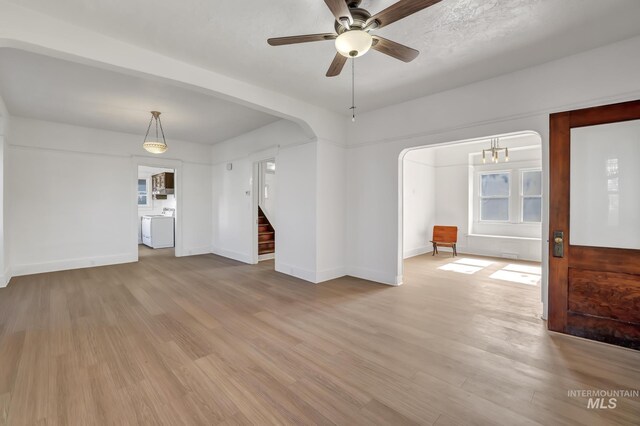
[0,248,639,425]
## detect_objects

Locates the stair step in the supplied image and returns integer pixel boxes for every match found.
[257,207,274,254]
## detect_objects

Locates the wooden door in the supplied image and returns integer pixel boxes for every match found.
[549,100,640,349]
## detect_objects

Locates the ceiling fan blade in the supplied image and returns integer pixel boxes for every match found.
[326,53,347,77]
[324,0,353,25]
[268,33,337,46]
[372,36,419,62]
[367,0,442,29]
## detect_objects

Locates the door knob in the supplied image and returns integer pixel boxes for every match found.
[553,231,564,258]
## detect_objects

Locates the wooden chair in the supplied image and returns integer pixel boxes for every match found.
[431,226,458,257]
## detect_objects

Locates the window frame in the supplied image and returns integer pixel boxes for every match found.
[478,170,511,223]
[137,178,150,208]
[520,168,543,223]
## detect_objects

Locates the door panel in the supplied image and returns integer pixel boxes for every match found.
[549,100,640,349]
[568,268,640,323]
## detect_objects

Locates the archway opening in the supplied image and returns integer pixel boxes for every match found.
[398,131,545,317]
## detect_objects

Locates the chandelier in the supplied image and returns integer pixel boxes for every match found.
[142,111,168,154]
[482,137,508,163]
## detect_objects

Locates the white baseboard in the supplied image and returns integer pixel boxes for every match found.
[348,266,401,286]
[454,247,541,262]
[11,252,138,277]
[1,267,11,288]
[210,246,252,264]
[315,266,347,283]
[403,245,432,259]
[275,261,317,284]
[178,246,213,257]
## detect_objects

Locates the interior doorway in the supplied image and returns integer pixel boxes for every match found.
[253,158,276,263]
[134,162,181,259]
[137,165,176,256]
[399,131,545,314]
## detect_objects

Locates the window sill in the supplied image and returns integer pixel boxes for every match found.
[467,234,541,241]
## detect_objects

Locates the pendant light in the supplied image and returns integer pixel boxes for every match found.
[142,111,168,154]
[482,137,509,164]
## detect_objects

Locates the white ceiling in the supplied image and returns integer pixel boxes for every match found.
[7,0,640,114]
[0,49,280,144]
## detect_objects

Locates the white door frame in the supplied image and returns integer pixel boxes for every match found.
[251,157,276,264]
[251,160,260,264]
[131,156,184,260]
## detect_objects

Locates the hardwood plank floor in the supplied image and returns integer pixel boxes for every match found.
[0,248,638,425]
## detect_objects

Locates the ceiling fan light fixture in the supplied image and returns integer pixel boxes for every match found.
[335,30,372,58]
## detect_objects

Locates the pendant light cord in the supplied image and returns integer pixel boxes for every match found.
[143,115,154,141]
[158,116,167,144]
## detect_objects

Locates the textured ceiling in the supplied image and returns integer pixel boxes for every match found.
[8,0,640,115]
[0,49,280,144]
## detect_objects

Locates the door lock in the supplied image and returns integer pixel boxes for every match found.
[553,231,564,258]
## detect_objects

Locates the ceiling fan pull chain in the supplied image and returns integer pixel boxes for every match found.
[350,57,356,122]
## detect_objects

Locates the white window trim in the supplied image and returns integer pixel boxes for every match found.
[471,160,542,239]
[520,168,543,223]
[478,170,511,223]
[138,178,151,208]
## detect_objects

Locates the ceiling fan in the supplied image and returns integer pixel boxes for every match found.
[267,0,442,77]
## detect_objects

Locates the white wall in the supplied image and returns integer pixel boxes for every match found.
[7,116,212,276]
[275,142,317,282]
[212,158,254,263]
[315,140,347,282]
[0,94,8,287]
[347,35,640,319]
[211,120,312,264]
[210,119,347,283]
[179,161,213,256]
[0,133,5,286]
[402,149,436,258]
[9,146,133,273]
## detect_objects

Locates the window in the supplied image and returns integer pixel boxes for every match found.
[521,170,542,222]
[137,178,148,206]
[480,172,510,221]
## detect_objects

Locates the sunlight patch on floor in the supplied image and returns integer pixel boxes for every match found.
[503,263,541,275]
[437,258,540,284]
[455,258,493,267]
[438,263,483,274]
[490,268,541,286]
[438,258,494,275]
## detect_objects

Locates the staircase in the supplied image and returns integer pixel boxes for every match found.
[258,207,275,256]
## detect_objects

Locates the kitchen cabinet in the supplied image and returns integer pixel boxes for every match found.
[151,172,174,200]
